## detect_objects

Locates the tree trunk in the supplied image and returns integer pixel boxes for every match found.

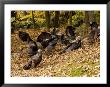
[84,11,90,36]
[65,11,69,26]
[32,11,36,29]
[45,11,50,30]
[23,11,27,16]
[88,11,95,22]
[54,11,60,28]
[68,11,72,25]
[85,11,90,26]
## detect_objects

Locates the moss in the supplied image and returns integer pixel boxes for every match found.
[69,67,84,76]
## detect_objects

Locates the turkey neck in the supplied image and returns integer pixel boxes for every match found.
[27,37,33,43]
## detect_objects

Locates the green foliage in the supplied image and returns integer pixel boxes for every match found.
[20,15,32,21]
[14,20,33,29]
[35,18,46,27]
[72,11,85,26]
[93,11,100,24]
[11,17,16,22]
[11,10,100,31]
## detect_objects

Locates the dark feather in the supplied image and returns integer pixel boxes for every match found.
[23,59,32,70]
[18,31,31,42]
[31,49,42,68]
[65,26,76,38]
[46,38,58,52]
[27,40,38,57]
[37,32,52,48]
[60,36,81,54]
[60,34,70,45]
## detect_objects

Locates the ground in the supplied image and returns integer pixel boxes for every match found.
[11,29,100,77]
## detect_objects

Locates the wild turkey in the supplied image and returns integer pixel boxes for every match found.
[90,21,98,29]
[36,42,43,50]
[46,38,58,53]
[88,27,100,44]
[65,26,76,40]
[37,32,52,49]
[60,34,70,45]
[23,49,42,70]
[23,59,32,70]
[45,29,59,52]
[18,31,31,42]
[27,40,38,57]
[31,49,42,68]
[37,32,51,42]
[60,36,81,54]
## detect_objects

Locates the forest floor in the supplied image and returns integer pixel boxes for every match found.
[11,29,100,77]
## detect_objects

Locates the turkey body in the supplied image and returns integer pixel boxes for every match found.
[46,38,58,52]
[23,59,32,70]
[23,49,42,70]
[18,31,31,42]
[37,32,52,49]
[60,36,81,54]
[60,34,70,45]
[27,40,38,57]
[31,49,42,68]
[65,26,76,39]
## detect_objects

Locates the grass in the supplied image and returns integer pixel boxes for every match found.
[70,67,84,76]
